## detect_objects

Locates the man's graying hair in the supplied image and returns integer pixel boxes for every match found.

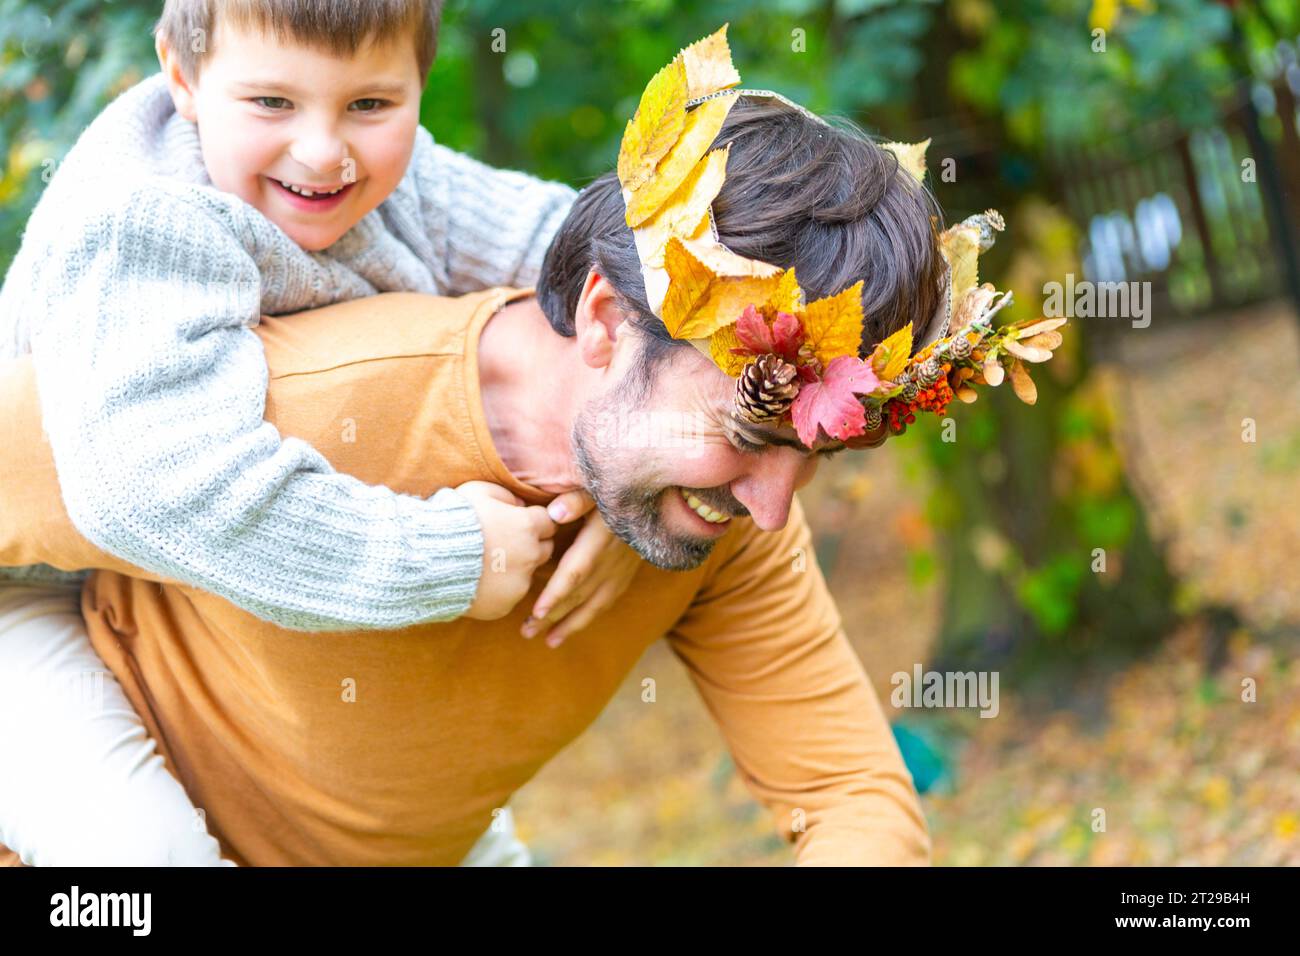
[537,97,947,395]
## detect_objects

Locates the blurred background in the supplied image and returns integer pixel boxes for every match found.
[3,0,1298,864]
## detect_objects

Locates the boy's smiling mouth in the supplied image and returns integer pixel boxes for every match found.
[267,176,356,211]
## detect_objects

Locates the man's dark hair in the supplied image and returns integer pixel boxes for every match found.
[537,97,947,392]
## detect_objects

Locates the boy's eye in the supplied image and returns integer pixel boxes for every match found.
[731,434,766,454]
[349,98,388,113]
[817,446,846,460]
[252,96,291,111]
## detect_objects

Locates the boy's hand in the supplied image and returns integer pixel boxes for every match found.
[522,495,642,648]
[457,481,557,621]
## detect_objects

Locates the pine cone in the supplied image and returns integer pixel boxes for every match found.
[949,335,973,360]
[865,403,883,431]
[900,380,920,403]
[917,358,943,386]
[735,354,799,423]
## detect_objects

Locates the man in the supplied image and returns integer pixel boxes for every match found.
[0,97,943,865]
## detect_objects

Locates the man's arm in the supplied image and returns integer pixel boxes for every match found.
[667,496,931,865]
[405,127,577,293]
[20,185,484,631]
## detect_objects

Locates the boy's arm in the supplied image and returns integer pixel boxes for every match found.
[407,127,577,293]
[24,185,484,632]
[666,497,932,866]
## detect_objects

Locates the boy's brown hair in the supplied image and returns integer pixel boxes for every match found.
[155,0,445,82]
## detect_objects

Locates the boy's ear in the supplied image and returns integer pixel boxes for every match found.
[574,271,628,371]
[156,34,199,122]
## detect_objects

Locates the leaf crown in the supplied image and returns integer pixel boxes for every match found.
[616,25,1067,449]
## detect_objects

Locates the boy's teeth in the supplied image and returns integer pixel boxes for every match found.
[278,180,345,197]
[679,487,730,524]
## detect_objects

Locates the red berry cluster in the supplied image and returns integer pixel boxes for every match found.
[883,364,955,432]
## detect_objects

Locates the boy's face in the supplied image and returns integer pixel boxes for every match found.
[161,19,424,251]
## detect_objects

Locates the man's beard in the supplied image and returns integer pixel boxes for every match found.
[569,378,743,572]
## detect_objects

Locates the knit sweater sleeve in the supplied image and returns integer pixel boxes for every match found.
[408,127,577,293]
[26,183,485,631]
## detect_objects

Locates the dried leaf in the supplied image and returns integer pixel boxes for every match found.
[1004,339,1053,363]
[801,281,865,368]
[881,138,931,184]
[625,93,737,227]
[789,355,880,446]
[1014,316,1068,337]
[617,58,688,193]
[1008,359,1038,404]
[951,284,999,335]
[939,222,983,303]
[870,322,914,382]
[983,352,1005,386]
[678,24,740,100]
[1022,330,1063,351]
[679,228,782,279]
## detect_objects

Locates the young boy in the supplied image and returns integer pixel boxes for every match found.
[0,0,635,865]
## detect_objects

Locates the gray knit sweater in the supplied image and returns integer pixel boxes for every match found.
[0,72,576,629]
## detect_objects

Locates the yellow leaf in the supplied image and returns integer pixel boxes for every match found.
[625,93,737,227]
[771,267,804,315]
[678,24,740,100]
[881,138,931,184]
[709,322,749,377]
[871,322,914,381]
[661,237,784,340]
[637,145,731,267]
[1008,359,1037,404]
[802,280,865,366]
[617,58,688,194]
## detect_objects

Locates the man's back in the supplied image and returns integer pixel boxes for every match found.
[0,288,929,865]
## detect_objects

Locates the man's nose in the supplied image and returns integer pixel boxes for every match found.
[729,449,820,532]
[288,121,349,176]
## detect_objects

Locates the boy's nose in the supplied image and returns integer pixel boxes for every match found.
[729,449,820,532]
[288,128,349,178]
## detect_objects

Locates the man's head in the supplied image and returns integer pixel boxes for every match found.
[536,98,946,570]
[154,0,443,251]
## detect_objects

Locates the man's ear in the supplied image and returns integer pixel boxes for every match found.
[156,34,199,123]
[573,271,628,371]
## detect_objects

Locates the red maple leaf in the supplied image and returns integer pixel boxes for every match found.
[730,306,805,363]
[790,355,881,446]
